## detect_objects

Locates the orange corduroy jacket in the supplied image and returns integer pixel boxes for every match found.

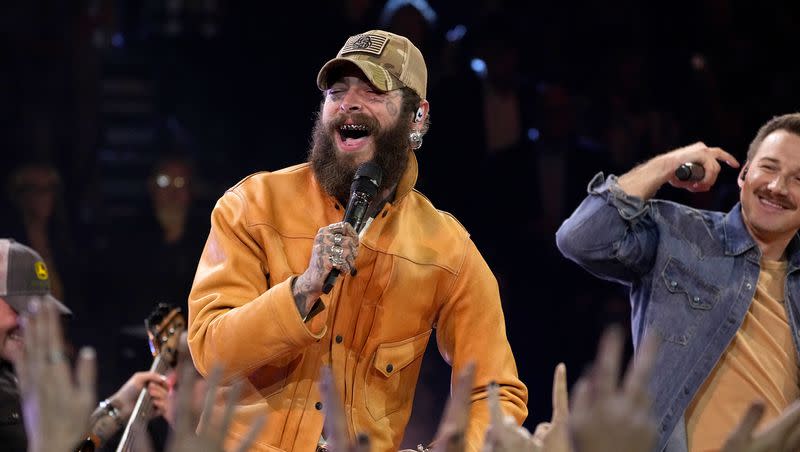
[187,153,528,451]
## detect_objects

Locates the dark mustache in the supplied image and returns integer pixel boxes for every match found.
[755,188,796,209]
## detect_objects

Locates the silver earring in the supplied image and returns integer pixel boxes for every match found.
[409,131,423,150]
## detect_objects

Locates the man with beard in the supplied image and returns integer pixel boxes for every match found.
[557,113,800,451]
[0,238,169,451]
[186,30,527,452]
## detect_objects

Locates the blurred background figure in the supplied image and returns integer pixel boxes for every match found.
[2,163,78,305]
[110,152,207,394]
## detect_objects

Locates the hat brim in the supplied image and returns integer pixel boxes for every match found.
[317,58,405,93]
[4,293,72,316]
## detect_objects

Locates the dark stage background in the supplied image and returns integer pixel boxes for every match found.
[2,0,800,448]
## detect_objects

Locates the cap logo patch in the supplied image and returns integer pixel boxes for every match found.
[34,261,48,280]
[341,33,389,56]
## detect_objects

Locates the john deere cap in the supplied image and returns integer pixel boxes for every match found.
[317,29,427,99]
[0,238,71,315]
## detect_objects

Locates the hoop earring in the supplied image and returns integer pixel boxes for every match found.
[409,131,423,150]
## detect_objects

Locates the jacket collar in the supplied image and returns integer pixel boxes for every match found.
[723,203,757,256]
[394,151,419,202]
[723,202,800,267]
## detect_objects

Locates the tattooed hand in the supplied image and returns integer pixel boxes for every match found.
[293,222,359,316]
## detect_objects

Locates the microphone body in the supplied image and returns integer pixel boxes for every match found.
[321,162,382,294]
[675,162,705,182]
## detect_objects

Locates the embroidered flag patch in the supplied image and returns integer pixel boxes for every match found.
[340,33,389,56]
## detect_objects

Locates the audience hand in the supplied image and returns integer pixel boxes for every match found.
[532,363,571,452]
[17,300,97,452]
[568,325,658,452]
[166,364,266,452]
[320,366,370,451]
[430,362,476,452]
[722,399,800,452]
[482,380,535,451]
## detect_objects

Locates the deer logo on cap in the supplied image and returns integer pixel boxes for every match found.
[34,261,48,280]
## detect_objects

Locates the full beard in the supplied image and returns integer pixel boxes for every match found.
[308,112,412,205]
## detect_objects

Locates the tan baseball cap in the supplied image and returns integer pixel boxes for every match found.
[0,238,71,315]
[317,29,427,99]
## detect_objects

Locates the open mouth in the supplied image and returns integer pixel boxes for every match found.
[7,328,22,342]
[756,192,795,211]
[335,123,374,151]
[338,123,370,140]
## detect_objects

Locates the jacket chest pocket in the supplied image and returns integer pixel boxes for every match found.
[364,329,431,420]
[650,257,721,345]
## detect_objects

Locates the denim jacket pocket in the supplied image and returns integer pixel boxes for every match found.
[652,257,721,345]
[365,329,431,420]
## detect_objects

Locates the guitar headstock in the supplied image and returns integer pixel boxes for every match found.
[145,303,186,368]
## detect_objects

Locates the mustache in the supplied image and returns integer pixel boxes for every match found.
[755,187,797,209]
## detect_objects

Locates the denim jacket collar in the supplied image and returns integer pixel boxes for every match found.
[722,203,758,257]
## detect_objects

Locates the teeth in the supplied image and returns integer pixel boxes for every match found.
[340,124,368,131]
[761,197,785,209]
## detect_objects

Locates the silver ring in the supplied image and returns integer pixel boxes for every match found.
[330,245,343,257]
[47,349,68,364]
[328,255,345,266]
[333,233,343,245]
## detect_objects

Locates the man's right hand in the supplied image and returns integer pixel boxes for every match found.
[617,142,740,200]
[293,222,359,316]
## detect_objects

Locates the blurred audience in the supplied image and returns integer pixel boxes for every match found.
[1,163,80,307]
[0,239,168,452]
[110,153,207,384]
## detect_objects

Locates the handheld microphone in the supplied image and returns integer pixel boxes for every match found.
[675,162,705,182]
[321,161,383,294]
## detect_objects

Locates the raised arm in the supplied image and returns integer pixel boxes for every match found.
[188,190,340,381]
[556,142,739,285]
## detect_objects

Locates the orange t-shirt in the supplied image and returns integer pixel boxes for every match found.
[686,259,798,451]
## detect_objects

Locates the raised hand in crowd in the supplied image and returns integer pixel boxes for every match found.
[721,399,800,452]
[320,366,370,452]
[531,363,570,451]
[430,362,476,452]
[16,299,97,452]
[569,325,658,452]
[165,364,266,452]
[482,363,570,452]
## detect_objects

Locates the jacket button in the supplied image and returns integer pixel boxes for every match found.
[693,296,700,303]
[335,334,343,344]
[746,283,752,290]
[670,281,678,288]
[315,401,323,410]
[386,364,394,373]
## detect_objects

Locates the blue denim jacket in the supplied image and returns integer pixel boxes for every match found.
[555,173,800,452]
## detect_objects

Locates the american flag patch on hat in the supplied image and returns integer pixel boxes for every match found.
[340,33,389,56]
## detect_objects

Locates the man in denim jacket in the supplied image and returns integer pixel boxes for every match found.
[556,113,800,451]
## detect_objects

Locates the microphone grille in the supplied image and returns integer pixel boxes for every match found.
[354,161,383,187]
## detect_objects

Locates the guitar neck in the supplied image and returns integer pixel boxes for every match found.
[116,355,169,452]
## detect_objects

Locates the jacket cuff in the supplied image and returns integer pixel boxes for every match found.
[587,172,648,221]
[268,277,327,345]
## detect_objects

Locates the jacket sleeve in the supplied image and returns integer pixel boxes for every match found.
[555,172,660,286]
[435,238,528,452]
[187,189,328,381]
